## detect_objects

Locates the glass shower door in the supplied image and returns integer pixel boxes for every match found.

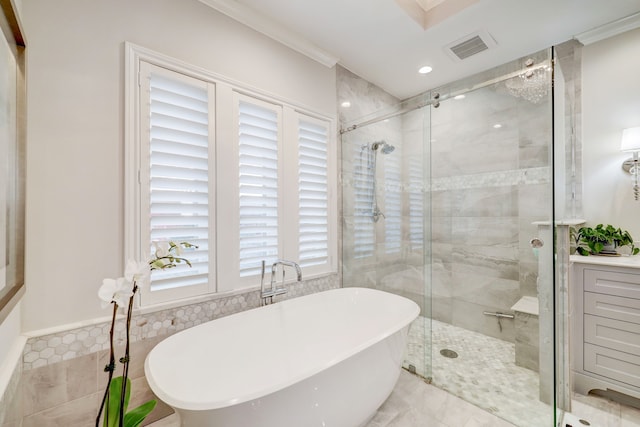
[340,103,433,382]
[427,49,556,427]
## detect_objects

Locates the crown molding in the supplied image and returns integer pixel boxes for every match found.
[576,11,640,45]
[198,0,339,68]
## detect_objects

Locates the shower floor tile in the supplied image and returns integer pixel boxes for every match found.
[405,317,640,427]
[406,317,552,426]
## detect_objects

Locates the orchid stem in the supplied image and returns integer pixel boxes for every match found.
[119,283,137,427]
[96,303,117,427]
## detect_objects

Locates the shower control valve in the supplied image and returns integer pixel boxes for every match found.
[530,238,544,248]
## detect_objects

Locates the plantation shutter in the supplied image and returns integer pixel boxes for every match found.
[298,118,329,268]
[131,51,337,304]
[146,68,211,295]
[354,145,375,258]
[238,99,280,277]
[384,147,402,254]
[409,157,424,250]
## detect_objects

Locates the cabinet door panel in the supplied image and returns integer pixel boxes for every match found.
[584,269,640,299]
[584,314,640,355]
[584,292,640,325]
[584,343,640,387]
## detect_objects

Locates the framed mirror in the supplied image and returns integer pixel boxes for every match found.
[0,0,25,325]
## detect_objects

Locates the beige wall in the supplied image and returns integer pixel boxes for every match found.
[2,1,338,422]
[582,27,640,239]
[22,0,337,332]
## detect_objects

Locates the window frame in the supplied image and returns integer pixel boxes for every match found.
[293,112,337,277]
[137,61,217,305]
[125,43,338,307]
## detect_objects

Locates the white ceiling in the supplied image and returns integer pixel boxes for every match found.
[204,0,640,100]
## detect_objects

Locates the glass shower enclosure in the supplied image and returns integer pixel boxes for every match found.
[340,44,579,427]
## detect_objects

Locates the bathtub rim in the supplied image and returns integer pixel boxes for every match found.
[144,287,420,411]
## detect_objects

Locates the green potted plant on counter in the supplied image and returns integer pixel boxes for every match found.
[573,224,639,256]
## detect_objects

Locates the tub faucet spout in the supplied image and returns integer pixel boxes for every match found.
[261,259,302,305]
[272,259,302,282]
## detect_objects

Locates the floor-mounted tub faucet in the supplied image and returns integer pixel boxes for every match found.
[260,259,302,305]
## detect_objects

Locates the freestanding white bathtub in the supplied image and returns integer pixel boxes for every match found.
[144,287,420,427]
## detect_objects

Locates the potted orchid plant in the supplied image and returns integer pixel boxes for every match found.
[96,241,197,427]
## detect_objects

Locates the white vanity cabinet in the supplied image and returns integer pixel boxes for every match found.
[571,256,640,399]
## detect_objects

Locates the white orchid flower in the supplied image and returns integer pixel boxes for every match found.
[153,241,171,258]
[125,259,150,286]
[98,277,133,309]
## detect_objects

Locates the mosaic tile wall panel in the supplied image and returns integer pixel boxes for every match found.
[23,274,339,370]
[431,166,550,192]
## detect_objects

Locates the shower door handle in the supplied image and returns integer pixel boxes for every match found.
[530,238,544,248]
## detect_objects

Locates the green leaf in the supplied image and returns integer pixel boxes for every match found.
[124,400,157,427]
[633,247,640,255]
[576,247,590,256]
[104,376,131,427]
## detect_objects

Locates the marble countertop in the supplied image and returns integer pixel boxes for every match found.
[570,254,640,269]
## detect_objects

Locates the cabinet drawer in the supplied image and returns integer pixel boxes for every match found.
[584,292,640,325]
[584,268,640,299]
[584,343,640,388]
[584,314,640,355]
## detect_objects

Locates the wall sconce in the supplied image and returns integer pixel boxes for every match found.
[621,126,640,200]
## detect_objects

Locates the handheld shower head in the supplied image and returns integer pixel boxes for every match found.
[381,143,395,154]
[371,141,395,154]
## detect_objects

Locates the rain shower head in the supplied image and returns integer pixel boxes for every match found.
[371,141,395,154]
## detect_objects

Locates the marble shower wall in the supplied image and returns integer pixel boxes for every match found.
[555,40,583,220]
[338,66,429,314]
[339,52,555,343]
[431,75,552,342]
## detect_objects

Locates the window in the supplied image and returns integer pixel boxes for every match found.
[137,62,216,305]
[408,156,424,251]
[353,144,375,259]
[384,145,402,254]
[126,46,336,306]
[297,117,330,271]
[237,98,281,278]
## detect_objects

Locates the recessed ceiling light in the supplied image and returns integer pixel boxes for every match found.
[418,65,433,74]
[493,123,502,129]
[454,94,465,100]
[341,101,351,108]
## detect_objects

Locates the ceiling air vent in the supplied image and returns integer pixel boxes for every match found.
[445,30,496,61]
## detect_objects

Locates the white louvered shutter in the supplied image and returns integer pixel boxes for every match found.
[409,157,424,251]
[238,99,281,277]
[384,146,402,254]
[298,117,329,268]
[142,64,213,300]
[354,144,375,258]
